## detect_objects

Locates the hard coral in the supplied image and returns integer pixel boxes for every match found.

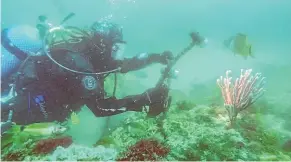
[32,136,73,154]
[117,139,170,161]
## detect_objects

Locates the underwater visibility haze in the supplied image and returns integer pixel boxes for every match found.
[1,0,291,161]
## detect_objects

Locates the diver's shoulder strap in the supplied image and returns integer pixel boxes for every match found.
[14,56,47,91]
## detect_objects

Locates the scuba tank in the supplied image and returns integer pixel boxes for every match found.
[1,25,43,101]
[1,13,76,104]
[1,25,43,79]
[1,12,77,80]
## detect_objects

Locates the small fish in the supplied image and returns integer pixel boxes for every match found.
[70,111,80,125]
[224,33,254,59]
[1,122,67,149]
[10,122,67,137]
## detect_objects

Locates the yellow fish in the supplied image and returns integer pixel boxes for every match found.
[224,33,254,59]
[1,122,67,149]
[8,122,67,137]
[70,111,80,125]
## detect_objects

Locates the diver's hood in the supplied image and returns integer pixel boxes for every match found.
[43,26,121,75]
[91,21,126,44]
[42,16,123,75]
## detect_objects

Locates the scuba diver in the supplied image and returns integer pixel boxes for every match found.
[0,14,174,127]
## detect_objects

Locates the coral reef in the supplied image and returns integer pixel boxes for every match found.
[117,138,170,161]
[4,143,118,161]
[163,105,251,161]
[1,97,290,161]
[96,102,291,161]
[1,136,73,161]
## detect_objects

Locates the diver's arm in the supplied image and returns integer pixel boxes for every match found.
[116,51,173,73]
[85,95,149,117]
[85,84,168,117]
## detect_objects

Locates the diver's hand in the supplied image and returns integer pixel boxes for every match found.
[123,84,169,115]
[159,51,174,65]
[143,84,169,106]
[143,84,170,116]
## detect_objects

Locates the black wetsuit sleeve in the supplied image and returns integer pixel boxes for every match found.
[114,52,163,73]
[86,97,128,116]
[85,90,153,117]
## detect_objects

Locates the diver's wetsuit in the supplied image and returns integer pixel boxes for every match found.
[1,47,167,125]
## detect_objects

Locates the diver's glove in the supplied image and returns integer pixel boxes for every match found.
[144,84,170,116]
[142,84,169,105]
[126,84,169,116]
